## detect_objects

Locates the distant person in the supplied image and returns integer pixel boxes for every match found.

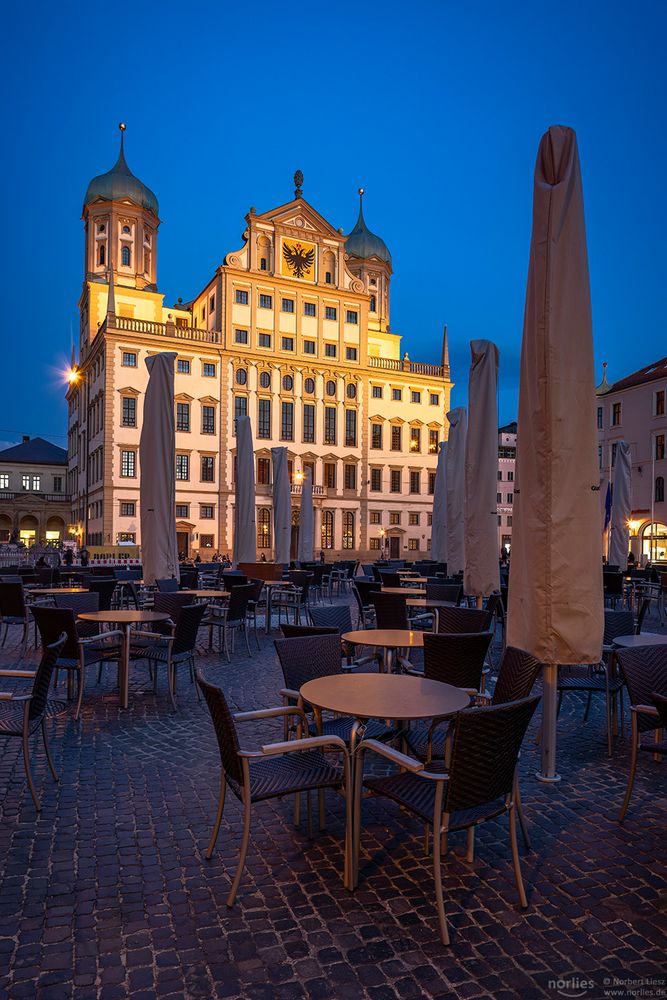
[194,554,201,564]
[627,552,636,570]
[80,547,90,567]
[319,550,325,563]
[35,555,48,568]
[63,548,74,567]
[260,553,267,562]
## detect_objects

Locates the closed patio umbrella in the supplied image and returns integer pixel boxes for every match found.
[464,342,500,600]
[140,352,179,586]
[272,447,291,566]
[233,415,256,565]
[430,442,448,563]
[507,125,603,782]
[446,407,467,575]
[297,468,314,563]
[609,441,631,569]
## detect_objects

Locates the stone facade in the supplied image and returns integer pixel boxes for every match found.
[0,436,69,546]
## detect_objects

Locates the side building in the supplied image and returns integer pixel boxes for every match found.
[496,421,516,554]
[66,133,453,560]
[0,436,70,546]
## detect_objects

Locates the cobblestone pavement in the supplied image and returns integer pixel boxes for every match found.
[0,597,665,1000]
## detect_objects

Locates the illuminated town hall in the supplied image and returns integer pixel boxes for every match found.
[67,128,452,559]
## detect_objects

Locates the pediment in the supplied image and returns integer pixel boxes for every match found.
[253,198,342,240]
[369,413,386,422]
[117,386,140,396]
[174,393,194,403]
[198,395,219,404]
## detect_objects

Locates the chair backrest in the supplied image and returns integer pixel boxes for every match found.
[423,632,493,689]
[31,605,80,661]
[223,572,248,591]
[246,578,265,603]
[603,572,624,597]
[288,570,312,598]
[280,624,338,639]
[379,571,402,588]
[0,581,26,619]
[360,564,375,577]
[443,697,540,814]
[274,633,343,690]
[156,578,180,593]
[371,565,383,582]
[636,599,650,634]
[309,604,353,634]
[603,609,635,645]
[88,579,117,611]
[172,602,207,655]
[353,579,381,606]
[436,606,493,634]
[36,567,54,586]
[617,646,667,733]
[491,646,543,706]
[651,690,667,728]
[226,583,254,621]
[371,591,409,630]
[53,592,100,614]
[29,633,68,721]
[180,568,199,589]
[197,675,244,788]
[153,592,193,629]
[426,582,462,604]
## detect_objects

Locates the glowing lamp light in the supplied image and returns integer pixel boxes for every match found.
[295,471,304,483]
[67,367,80,384]
[627,519,640,536]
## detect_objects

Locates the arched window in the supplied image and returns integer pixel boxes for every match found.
[322,250,335,284]
[121,245,131,267]
[122,225,131,234]
[257,507,271,549]
[370,295,376,312]
[656,476,665,503]
[321,510,334,549]
[342,511,354,550]
[98,243,105,266]
[257,235,271,272]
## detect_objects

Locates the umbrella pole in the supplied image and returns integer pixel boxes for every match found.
[536,663,561,782]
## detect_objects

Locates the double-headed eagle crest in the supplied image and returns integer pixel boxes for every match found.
[283,241,315,279]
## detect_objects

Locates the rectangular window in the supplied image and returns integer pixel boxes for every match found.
[410,427,421,452]
[201,456,215,482]
[612,402,621,426]
[0,474,8,489]
[203,362,216,377]
[346,310,358,324]
[234,397,248,428]
[346,347,358,361]
[390,512,401,525]
[200,534,214,548]
[324,406,337,445]
[281,298,294,313]
[498,471,503,480]
[259,294,272,309]
[325,343,337,357]
[53,476,63,492]
[235,329,248,344]
[429,429,438,453]
[258,333,271,348]
[324,463,337,489]
[344,464,357,490]
[391,425,402,451]
[176,454,189,480]
[202,405,215,435]
[176,504,189,518]
[371,423,383,450]
[176,402,190,432]
[209,294,215,313]
[370,511,381,525]
[392,388,402,401]
[303,340,316,354]
[408,538,420,551]
[598,445,603,469]
[507,470,514,482]
[121,451,136,477]
[257,457,271,485]
[656,390,666,416]
[22,475,29,490]
[409,512,420,526]
[370,469,382,492]
[410,471,420,494]
[325,306,337,321]
[200,505,214,519]
[597,406,603,429]
[117,532,136,543]
[411,390,421,404]
[428,472,436,495]
[235,289,249,304]
[507,492,514,503]
[390,471,401,493]
[281,336,294,351]
[122,397,136,427]
[122,351,137,367]
[427,513,432,526]
[258,398,271,439]
[372,385,383,399]
[345,409,357,447]
[429,393,439,406]
[656,434,666,461]
[177,359,191,374]
[303,403,315,443]
[304,302,316,317]
[507,516,513,527]
[120,501,136,516]
[281,401,294,441]
[497,492,502,503]
[369,537,381,550]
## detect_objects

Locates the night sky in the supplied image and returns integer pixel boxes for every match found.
[2,0,665,448]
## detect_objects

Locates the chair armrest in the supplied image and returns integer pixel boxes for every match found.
[0,692,14,700]
[279,687,302,702]
[631,704,659,716]
[234,705,308,724]
[359,738,424,773]
[0,669,36,679]
[79,630,125,645]
[261,734,347,756]
[127,631,171,642]
[0,693,31,702]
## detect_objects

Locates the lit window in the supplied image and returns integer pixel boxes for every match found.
[342,511,354,549]
[410,427,421,452]
[325,306,337,320]
[235,289,249,305]
[32,476,41,491]
[235,329,248,345]
[369,537,381,550]
[259,294,272,309]
[429,429,439,453]
[321,510,334,548]
[121,451,136,477]
[122,352,137,367]
[1,473,11,488]
[22,475,29,490]
[408,538,420,551]
[176,454,189,480]
[257,508,271,549]
[304,302,316,317]
[390,512,401,525]
[304,340,316,354]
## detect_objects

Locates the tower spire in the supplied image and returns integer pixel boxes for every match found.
[441,323,450,369]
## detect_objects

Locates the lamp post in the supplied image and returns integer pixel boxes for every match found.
[379,527,386,560]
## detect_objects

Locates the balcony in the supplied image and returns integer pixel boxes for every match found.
[109,316,220,344]
[0,491,71,503]
[291,484,324,496]
[368,356,445,378]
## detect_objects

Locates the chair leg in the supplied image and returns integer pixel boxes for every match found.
[1,623,8,647]
[75,665,84,721]
[514,779,531,851]
[465,827,475,863]
[244,623,251,657]
[433,822,449,945]
[583,691,593,723]
[509,805,528,908]
[226,792,252,907]
[22,728,40,810]
[318,788,326,832]
[205,772,227,859]
[619,720,639,823]
[41,719,59,782]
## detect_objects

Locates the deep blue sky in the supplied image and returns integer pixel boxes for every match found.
[2,1,665,448]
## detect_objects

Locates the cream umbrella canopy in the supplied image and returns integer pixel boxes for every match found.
[233,415,256,565]
[464,342,500,600]
[297,469,314,562]
[507,126,603,782]
[446,407,467,575]
[609,441,632,569]
[430,442,448,564]
[272,447,292,566]
[140,352,179,586]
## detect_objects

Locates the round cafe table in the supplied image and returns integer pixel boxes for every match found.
[342,628,425,673]
[30,587,89,596]
[406,598,456,632]
[78,610,170,709]
[381,586,426,597]
[179,590,230,600]
[613,633,667,649]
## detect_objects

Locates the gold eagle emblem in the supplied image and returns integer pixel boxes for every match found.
[283,241,315,279]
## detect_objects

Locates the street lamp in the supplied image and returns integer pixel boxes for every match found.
[379,527,386,559]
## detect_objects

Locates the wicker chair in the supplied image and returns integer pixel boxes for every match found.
[198,675,351,903]
[205,583,254,660]
[436,606,493,634]
[0,634,68,809]
[352,580,380,629]
[87,578,117,611]
[0,581,30,654]
[379,571,402,588]
[280,624,338,639]
[245,579,265,650]
[156,578,180,593]
[129,603,207,709]
[355,696,540,944]
[426,582,463,604]
[615,646,667,822]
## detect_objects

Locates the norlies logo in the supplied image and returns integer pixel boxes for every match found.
[548,974,595,997]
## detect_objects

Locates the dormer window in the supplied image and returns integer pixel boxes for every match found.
[122,225,131,234]
[121,246,131,267]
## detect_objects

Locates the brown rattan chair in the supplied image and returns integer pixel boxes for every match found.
[0,634,68,809]
[425,582,463,604]
[355,695,540,944]
[615,646,667,822]
[204,583,254,660]
[0,581,30,655]
[197,674,351,903]
[436,606,493,634]
[129,602,207,709]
